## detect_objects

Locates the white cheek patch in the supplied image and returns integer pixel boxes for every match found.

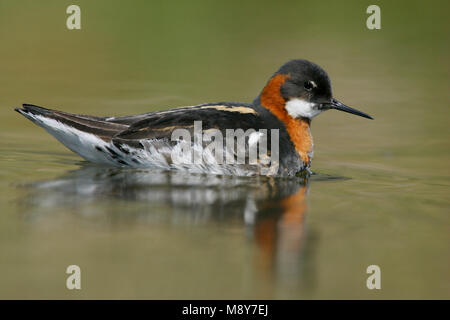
[285,98,322,119]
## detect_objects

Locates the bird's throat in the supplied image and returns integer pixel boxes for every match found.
[260,74,314,166]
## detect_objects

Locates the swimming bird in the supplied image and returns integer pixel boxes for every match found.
[15,59,373,176]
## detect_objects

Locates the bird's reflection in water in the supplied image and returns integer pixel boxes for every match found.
[20,164,334,295]
[246,175,317,295]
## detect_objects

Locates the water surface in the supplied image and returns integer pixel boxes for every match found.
[0,1,449,299]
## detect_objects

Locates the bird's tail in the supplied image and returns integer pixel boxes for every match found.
[15,104,128,164]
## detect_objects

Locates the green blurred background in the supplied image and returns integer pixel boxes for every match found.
[0,0,449,299]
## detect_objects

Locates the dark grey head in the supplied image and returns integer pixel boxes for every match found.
[269,59,373,120]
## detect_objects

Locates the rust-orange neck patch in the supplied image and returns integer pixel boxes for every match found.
[260,74,313,165]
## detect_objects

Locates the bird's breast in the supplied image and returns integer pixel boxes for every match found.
[259,74,314,166]
[284,118,313,166]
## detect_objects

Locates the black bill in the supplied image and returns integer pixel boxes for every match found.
[328,98,373,120]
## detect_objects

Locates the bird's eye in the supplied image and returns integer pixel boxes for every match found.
[304,81,314,91]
